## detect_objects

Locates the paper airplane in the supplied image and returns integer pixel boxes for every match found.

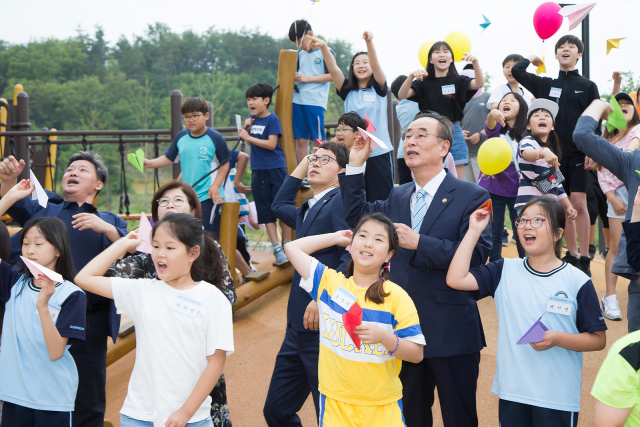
[364,113,376,133]
[315,138,323,146]
[607,38,626,55]
[357,127,388,150]
[20,256,64,284]
[480,14,491,33]
[127,148,145,173]
[559,3,596,30]
[342,302,362,348]
[479,199,493,221]
[29,170,48,208]
[235,114,242,130]
[635,170,640,178]
[136,212,153,254]
[517,317,548,344]
[536,55,546,76]
[607,95,628,133]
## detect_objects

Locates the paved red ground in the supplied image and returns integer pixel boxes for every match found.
[106,240,630,426]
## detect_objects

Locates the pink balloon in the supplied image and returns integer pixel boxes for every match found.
[533,2,563,41]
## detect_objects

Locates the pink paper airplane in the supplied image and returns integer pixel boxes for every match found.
[517,317,548,344]
[357,127,388,150]
[20,256,64,284]
[364,113,376,133]
[136,212,153,254]
[559,3,596,30]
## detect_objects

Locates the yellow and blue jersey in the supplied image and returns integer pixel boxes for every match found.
[300,258,425,406]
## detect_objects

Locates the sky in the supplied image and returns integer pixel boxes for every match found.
[2,0,639,95]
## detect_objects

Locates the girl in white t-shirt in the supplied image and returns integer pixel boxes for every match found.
[76,213,234,427]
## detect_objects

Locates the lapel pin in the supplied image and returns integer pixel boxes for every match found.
[442,198,447,203]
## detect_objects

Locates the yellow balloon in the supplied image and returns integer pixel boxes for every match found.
[444,31,471,62]
[418,40,436,68]
[477,138,513,175]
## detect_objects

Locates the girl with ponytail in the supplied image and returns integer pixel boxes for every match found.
[75,213,233,427]
[285,212,425,426]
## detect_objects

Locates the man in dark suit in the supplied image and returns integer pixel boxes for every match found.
[265,141,352,427]
[339,112,492,427]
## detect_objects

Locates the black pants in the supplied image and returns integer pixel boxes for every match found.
[237,225,251,265]
[263,326,320,427]
[0,401,72,427]
[69,311,109,427]
[397,158,413,185]
[499,399,578,427]
[365,152,394,202]
[587,169,609,228]
[400,352,480,427]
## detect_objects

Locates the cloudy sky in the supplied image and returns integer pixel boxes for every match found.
[2,0,638,94]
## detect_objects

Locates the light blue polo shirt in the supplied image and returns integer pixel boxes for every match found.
[0,262,87,411]
[338,78,392,158]
[395,99,420,160]
[469,258,606,412]
[165,128,230,202]
[292,48,333,110]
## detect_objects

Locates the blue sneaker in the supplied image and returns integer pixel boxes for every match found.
[274,245,289,265]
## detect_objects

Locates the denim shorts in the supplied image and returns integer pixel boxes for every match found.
[449,121,470,165]
[607,185,628,219]
[121,414,213,427]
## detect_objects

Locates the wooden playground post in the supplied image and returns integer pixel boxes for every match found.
[274,50,298,175]
[0,98,7,158]
[16,90,30,181]
[219,202,240,285]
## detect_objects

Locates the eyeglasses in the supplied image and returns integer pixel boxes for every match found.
[335,127,354,134]
[182,114,203,122]
[404,132,444,143]
[307,154,339,166]
[514,217,547,229]
[353,60,370,67]
[157,196,187,207]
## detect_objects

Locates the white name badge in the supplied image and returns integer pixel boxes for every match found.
[331,286,357,311]
[172,295,202,318]
[363,94,376,103]
[549,87,562,98]
[442,84,456,95]
[35,303,61,324]
[546,296,572,316]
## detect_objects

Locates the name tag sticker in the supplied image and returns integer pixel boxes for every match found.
[35,303,61,324]
[172,295,202,318]
[546,296,572,316]
[549,87,562,98]
[363,94,376,103]
[442,84,456,95]
[331,286,357,311]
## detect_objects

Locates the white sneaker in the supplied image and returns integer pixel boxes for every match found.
[601,295,622,321]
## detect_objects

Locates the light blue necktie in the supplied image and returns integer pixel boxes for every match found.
[413,189,428,232]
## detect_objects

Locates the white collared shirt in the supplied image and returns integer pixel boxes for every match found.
[304,187,336,221]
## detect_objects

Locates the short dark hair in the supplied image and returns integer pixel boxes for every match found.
[246,82,274,108]
[502,54,524,67]
[317,141,349,168]
[412,111,453,160]
[151,180,202,223]
[391,75,407,99]
[181,97,209,115]
[338,112,367,132]
[555,35,584,54]
[289,20,312,42]
[67,151,107,186]
[463,63,474,70]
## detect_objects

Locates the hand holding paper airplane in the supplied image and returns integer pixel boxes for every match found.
[2,178,35,206]
[21,256,64,284]
[357,127,388,150]
[30,170,49,208]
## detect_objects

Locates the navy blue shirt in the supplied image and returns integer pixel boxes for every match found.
[248,113,286,170]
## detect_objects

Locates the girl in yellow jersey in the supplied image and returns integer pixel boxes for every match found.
[285,212,426,427]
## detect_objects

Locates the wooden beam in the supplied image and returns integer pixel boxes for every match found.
[273,50,298,174]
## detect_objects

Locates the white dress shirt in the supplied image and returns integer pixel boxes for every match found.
[304,187,336,221]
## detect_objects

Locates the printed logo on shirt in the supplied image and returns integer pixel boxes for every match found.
[251,125,266,135]
[69,325,85,331]
[314,58,321,64]
[199,146,208,155]
[575,90,584,94]
[555,291,569,298]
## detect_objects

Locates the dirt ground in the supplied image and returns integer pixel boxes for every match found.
[105,236,631,426]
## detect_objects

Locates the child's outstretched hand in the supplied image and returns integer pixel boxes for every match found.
[530,330,558,351]
[119,230,143,253]
[410,69,428,81]
[333,229,353,247]
[6,178,35,201]
[362,31,374,42]
[527,55,543,67]
[489,109,506,127]
[612,71,622,85]
[354,323,385,345]
[541,148,560,169]
[35,275,57,309]
[307,35,326,50]
[461,53,478,64]
[469,208,491,233]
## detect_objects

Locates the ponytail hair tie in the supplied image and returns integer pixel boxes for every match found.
[380,277,386,282]
[383,265,389,270]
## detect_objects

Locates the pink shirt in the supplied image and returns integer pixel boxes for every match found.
[597,125,640,195]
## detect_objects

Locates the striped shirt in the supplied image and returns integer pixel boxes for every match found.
[515,136,567,208]
[598,126,640,195]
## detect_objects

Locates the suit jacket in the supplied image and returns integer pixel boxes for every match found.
[339,171,492,358]
[272,176,352,332]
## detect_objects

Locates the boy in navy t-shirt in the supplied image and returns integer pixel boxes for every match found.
[144,97,230,233]
[238,82,292,265]
[288,20,333,166]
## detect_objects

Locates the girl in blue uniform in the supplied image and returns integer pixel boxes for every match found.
[447,196,606,427]
[309,31,393,202]
[0,179,87,427]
